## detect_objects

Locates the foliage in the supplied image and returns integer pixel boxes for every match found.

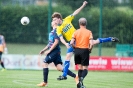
[0,5,133,46]
[0,5,49,44]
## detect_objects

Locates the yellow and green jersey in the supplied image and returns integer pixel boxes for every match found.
[56,15,76,42]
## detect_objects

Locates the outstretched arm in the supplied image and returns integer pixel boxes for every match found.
[72,1,88,16]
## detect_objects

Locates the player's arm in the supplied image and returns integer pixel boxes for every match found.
[70,33,76,48]
[2,36,6,48]
[89,39,93,53]
[72,1,88,16]
[2,35,8,53]
[70,38,75,48]
[60,36,69,48]
[48,39,59,52]
[89,32,94,53]
[40,44,49,55]
[56,27,69,48]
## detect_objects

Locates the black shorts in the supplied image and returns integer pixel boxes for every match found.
[74,48,90,66]
[43,49,62,66]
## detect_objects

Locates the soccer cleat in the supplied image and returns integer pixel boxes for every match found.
[77,82,86,88]
[1,68,6,72]
[77,82,81,88]
[111,37,120,42]
[57,75,67,80]
[75,74,79,85]
[78,77,86,88]
[37,82,48,87]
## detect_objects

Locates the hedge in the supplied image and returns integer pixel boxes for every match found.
[0,5,133,46]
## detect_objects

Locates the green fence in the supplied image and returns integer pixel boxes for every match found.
[116,44,133,57]
[0,0,133,56]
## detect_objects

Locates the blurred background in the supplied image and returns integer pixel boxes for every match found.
[0,0,133,57]
[0,1,133,87]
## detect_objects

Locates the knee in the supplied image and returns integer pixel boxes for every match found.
[66,53,72,60]
[57,68,62,72]
[42,63,48,68]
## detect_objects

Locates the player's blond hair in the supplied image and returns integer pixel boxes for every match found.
[52,12,62,20]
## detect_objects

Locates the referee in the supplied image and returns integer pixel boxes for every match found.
[70,17,93,88]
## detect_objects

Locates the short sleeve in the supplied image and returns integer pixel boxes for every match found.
[64,15,74,22]
[89,31,93,39]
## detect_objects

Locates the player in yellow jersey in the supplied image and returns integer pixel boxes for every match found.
[52,1,119,81]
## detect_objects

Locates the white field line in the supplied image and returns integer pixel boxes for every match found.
[12,79,76,87]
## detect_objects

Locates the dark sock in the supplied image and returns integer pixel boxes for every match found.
[81,69,88,79]
[1,62,5,69]
[67,69,76,78]
[78,70,83,78]
[43,68,49,83]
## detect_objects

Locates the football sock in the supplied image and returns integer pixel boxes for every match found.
[81,69,88,79]
[1,62,5,69]
[78,70,83,78]
[62,61,70,77]
[43,68,49,83]
[67,69,76,78]
[98,37,112,43]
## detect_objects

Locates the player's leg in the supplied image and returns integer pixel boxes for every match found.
[0,52,6,72]
[57,45,74,80]
[56,64,76,79]
[93,37,119,45]
[37,51,57,87]
[77,49,89,88]
[37,62,49,87]
[54,53,79,83]
[56,64,79,84]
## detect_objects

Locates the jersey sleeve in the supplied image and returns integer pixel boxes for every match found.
[64,15,74,22]
[72,31,76,39]
[54,31,60,40]
[89,31,93,39]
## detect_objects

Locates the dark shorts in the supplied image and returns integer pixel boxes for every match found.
[74,48,90,66]
[0,52,2,61]
[43,49,62,66]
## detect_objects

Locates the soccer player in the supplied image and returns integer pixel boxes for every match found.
[52,1,119,80]
[70,17,93,88]
[37,21,78,87]
[0,35,7,72]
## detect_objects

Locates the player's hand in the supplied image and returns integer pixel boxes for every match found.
[88,49,92,53]
[39,50,45,55]
[44,50,50,55]
[83,1,88,6]
[65,43,70,48]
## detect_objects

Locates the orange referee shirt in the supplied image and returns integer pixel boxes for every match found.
[72,27,93,48]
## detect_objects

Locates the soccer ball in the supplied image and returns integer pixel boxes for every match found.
[21,16,30,25]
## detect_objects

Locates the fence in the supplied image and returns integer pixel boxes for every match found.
[0,0,133,56]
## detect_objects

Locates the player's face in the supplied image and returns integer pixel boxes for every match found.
[51,21,55,27]
[52,17,60,25]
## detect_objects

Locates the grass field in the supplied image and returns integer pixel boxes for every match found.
[0,70,133,88]
[7,43,116,56]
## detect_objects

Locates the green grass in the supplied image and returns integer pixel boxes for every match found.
[0,70,133,88]
[7,43,116,56]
